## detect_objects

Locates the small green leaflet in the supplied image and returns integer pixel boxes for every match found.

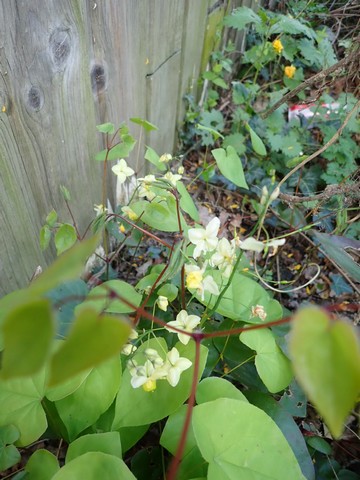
[245,123,267,156]
[130,117,158,132]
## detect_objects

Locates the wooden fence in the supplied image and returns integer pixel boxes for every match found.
[0,0,257,295]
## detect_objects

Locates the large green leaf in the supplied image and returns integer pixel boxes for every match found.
[55,356,121,441]
[51,452,135,480]
[131,197,187,232]
[192,398,305,480]
[160,406,207,480]
[0,424,21,471]
[30,236,100,295]
[240,328,293,393]
[1,299,54,378]
[112,339,208,428]
[76,280,142,315]
[246,392,315,480]
[197,271,282,323]
[196,377,248,404]
[45,369,91,402]
[0,369,47,446]
[66,432,122,463]
[25,449,59,480]
[212,146,248,189]
[49,308,130,386]
[289,307,360,438]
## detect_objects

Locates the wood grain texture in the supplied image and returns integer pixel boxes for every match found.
[0,0,251,295]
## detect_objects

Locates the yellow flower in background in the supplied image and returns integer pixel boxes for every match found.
[284,65,296,79]
[272,38,283,54]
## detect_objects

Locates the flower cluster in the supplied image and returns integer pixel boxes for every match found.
[186,217,286,289]
[128,347,192,392]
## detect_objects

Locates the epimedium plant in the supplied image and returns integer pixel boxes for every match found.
[0,115,359,480]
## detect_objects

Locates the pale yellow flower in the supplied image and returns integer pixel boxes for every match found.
[188,217,220,258]
[165,310,201,345]
[121,206,139,221]
[111,159,135,183]
[157,295,169,312]
[159,153,172,163]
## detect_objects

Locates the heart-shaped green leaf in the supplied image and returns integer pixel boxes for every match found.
[240,328,293,392]
[289,307,360,438]
[193,398,305,479]
[25,449,60,479]
[66,432,122,463]
[0,369,47,446]
[52,452,135,480]
[0,425,21,471]
[55,356,121,441]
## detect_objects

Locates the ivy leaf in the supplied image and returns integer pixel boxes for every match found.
[289,307,360,438]
[224,6,261,30]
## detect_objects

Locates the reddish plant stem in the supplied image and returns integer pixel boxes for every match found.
[112,213,172,249]
[64,199,81,239]
[166,338,201,480]
[134,240,177,324]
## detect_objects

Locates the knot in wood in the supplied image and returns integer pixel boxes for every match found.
[91,64,106,93]
[27,86,43,111]
[50,28,71,69]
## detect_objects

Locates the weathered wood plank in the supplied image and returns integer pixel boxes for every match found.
[0,0,256,295]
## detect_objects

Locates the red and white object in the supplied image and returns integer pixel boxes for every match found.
[288,102,340,121]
